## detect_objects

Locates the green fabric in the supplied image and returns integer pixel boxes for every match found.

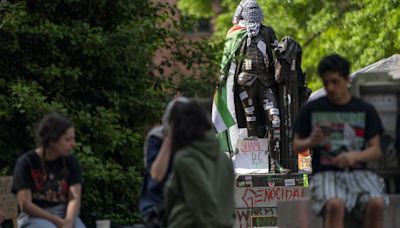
[216,130,232,153]
[219,27,247,77]
[214,26,246,152]
[213,87,235,132]
[164,132,235,228]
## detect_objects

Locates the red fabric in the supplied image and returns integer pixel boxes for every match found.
[228,25,245,34]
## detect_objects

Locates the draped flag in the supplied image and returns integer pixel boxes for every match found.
[212,88,235,133]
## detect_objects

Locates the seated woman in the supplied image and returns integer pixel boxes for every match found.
[12,113,85,228]
[163,99,235,228]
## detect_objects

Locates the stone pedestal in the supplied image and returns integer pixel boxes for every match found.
[234,173,311,228]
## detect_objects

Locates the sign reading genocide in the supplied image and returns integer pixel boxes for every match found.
[234,186,310,228]
[0,176,18,219]
[234,174,311,228]
[233,138,269,174]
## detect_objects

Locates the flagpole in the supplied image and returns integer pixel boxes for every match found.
[225,130,233,160]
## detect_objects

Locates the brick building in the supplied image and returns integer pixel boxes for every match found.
[153,0,213,77]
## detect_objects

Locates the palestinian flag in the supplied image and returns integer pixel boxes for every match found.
[212,88,235,133]
[212,25,247,152]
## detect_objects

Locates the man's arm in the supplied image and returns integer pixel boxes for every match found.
[333,134,381,168]
[293,126,325,153]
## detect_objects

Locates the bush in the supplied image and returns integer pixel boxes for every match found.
[0,0,171,225]
[0,0,222,225]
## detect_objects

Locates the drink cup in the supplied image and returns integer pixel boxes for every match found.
[96,219,111,228]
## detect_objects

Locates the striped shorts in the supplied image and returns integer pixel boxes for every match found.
[310,170,389,219]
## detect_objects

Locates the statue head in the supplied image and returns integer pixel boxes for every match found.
[232,0,263,37]
[232,0,263,25]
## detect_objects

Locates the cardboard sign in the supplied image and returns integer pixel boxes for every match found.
[235,207,277,228]
[233,138,269,174]
[251,215,277,228]
[235,186,309,208]
[0,176,18,219]
[234,185,310,228]
[234,172,311,228]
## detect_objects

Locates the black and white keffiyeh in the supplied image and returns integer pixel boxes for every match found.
[232,0,263,44]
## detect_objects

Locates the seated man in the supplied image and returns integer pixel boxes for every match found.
[293,54,389,228]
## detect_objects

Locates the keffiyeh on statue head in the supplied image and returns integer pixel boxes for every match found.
[233,0,263,37]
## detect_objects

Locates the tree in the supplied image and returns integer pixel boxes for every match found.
[177,0,222,33]
[178,0,400,91]
[0,0,173,225]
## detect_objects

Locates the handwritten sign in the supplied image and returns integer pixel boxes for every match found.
[251,215,277,228]
[0,176,18,219]
[233,138,269,174]
[235,186,310,208]
[234,207,277,228]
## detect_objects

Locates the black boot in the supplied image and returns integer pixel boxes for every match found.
[246,127,258,138]
[274,159,290,174]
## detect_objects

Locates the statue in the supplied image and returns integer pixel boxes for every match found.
[217,0,288,173]
[274,36,311,171]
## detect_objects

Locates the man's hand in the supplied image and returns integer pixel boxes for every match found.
[217,75,226,88]
[332,152,359,168]
[308,126,325,148]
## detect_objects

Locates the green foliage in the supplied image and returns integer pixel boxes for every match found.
[178,0,213,18]
[178,0,400,92]
[3,0,398,225]
[154,6,224,98]
[174,39,224,97]
[0,0,177,225]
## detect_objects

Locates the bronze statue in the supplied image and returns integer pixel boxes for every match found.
[217,0,288,173]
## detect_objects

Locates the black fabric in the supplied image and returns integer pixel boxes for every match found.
[293,96,384,173]
[12,150,82,207]
[396,113,400,153]
[274,36,305,86]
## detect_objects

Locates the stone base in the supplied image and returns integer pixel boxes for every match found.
[277,195,400,228]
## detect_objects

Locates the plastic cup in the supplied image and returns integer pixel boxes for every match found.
[96,219,111,228]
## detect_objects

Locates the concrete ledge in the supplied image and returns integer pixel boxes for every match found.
[277,195,400,228]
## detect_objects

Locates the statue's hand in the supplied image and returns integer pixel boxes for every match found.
[217,75,227,88]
